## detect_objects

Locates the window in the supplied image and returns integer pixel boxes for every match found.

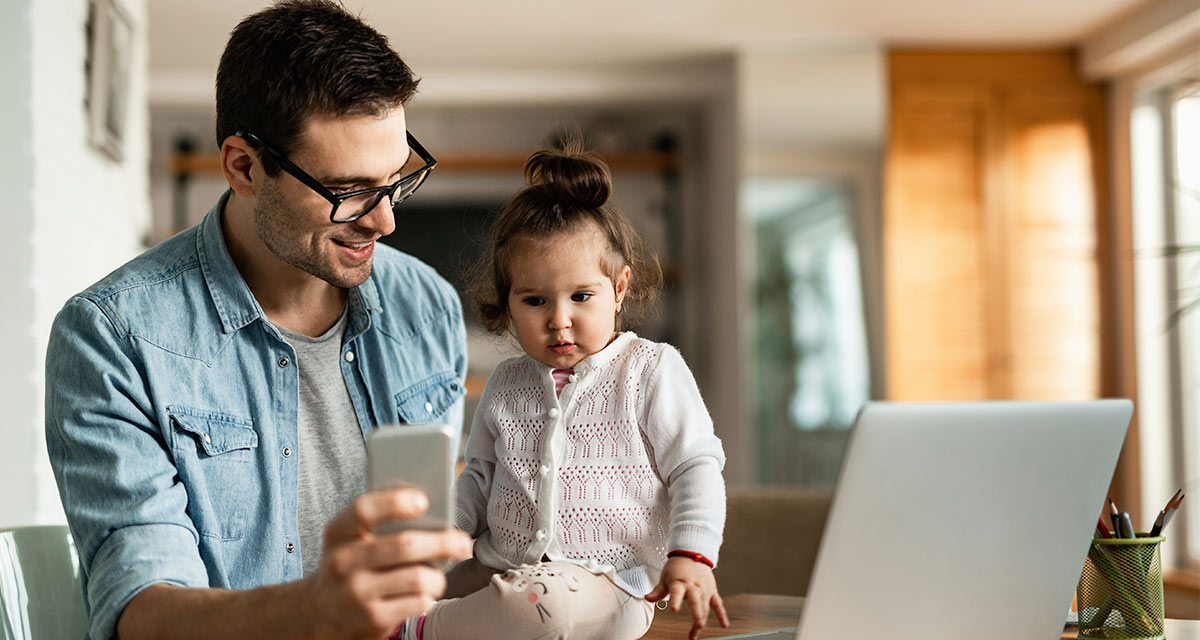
[1133,79,1200,568]
[744,178,871,487]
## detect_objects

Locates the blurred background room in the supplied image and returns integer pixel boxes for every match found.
[2,0,1197,616]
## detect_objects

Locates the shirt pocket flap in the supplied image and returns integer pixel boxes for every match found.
[395,371,465,424]
[168,407,258,456]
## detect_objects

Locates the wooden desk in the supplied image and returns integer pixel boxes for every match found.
[644,594,799,639]
[643,594,1200,639]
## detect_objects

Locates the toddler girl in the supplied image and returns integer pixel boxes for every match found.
[402,144,729,640]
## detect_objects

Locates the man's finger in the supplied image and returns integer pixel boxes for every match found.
[374,594,439,632]
[366,530,471,569]
[325,489,429,545]
[327,529,469,579]
[354,562,448,601]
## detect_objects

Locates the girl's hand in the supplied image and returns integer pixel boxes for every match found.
[645,556,731,640]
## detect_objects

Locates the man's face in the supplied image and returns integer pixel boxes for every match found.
[252,109,407,289]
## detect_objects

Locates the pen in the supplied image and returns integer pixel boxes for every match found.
[1150,490,1184,536]
[1159,493,1185,535]
[1118,512,1136,539]
[1095,516,1111,539]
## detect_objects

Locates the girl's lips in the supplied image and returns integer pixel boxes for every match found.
[550,343,576,356]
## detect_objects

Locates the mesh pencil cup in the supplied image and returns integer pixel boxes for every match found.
[1076,533,1165,640]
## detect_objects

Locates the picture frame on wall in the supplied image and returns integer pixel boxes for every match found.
[86,0,133,162]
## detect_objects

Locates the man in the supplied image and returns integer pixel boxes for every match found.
[44,2,470,639]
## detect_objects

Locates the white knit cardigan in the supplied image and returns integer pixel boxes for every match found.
[455,332,727,597]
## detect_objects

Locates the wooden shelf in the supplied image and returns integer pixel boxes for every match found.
[169,150,681,176]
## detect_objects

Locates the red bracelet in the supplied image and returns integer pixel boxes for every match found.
[667,549,715,568]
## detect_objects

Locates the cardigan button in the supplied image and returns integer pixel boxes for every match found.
[548,408,560,419]
[535,529,547,541]
[539,465,549,476]
[567,374,578,383]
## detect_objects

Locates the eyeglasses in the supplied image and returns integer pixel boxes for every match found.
[235,130,437,223]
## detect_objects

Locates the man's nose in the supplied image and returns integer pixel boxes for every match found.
[353,193,397,237]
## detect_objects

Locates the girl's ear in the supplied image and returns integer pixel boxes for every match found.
[614,265,632,308]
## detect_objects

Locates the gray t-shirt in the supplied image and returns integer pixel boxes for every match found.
[275,310,366,576]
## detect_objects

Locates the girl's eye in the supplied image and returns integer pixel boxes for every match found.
[522,297,546,306]
[571,293,593,303]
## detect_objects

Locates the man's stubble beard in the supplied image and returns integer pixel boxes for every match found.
[253,181,373,290]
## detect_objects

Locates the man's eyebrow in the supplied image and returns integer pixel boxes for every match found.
[313,148,413,186]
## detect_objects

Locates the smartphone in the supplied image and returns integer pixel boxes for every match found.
[366,423,456,535]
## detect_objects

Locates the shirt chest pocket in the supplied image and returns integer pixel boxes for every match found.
[168,406,259,541]
[395,371,465,424]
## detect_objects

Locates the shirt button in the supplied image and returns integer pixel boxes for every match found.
[535,529,547,541]
[277,357,289,368]
[548,408,560,419]
[539,465,549,476]
[344,351,355,363]
[282,447,292,458]
[424,401,434,413]
[286,542,295,553]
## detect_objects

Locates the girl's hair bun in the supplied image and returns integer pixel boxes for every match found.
[523,145,612,210]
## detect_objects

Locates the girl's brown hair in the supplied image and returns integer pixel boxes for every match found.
[472,143,663,334]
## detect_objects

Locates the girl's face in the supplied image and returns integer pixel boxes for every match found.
[506,227,630,370]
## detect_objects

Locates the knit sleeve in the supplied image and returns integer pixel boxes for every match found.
[642,345,727,562]
[454,374,499,537]
[666,457,726,564]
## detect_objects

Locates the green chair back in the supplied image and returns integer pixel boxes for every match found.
[0,525,87,640]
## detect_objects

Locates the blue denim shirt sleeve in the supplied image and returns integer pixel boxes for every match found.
[46,295,209,640]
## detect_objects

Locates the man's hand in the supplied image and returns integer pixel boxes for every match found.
[304,488,472,640]
[115,488,471,640]
[645,556,730,640]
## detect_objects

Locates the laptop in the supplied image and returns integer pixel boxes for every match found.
[723,400,1132,640]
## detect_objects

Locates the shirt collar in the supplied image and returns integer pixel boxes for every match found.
[196,190,384,335]
[196,191,264,334]
[533,331,638,378]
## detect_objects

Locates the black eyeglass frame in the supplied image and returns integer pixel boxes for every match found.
[235,130,437,223]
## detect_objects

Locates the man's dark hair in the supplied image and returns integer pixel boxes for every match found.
[215,0,419,174]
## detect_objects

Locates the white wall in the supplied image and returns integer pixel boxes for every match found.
[0,0,40,530]
[0,0,150,529]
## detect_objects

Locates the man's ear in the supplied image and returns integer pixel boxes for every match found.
[221,135,258,197]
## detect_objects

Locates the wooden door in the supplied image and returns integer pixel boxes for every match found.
[885,51,1109,401]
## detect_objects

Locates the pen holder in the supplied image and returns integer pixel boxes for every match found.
[1076,534,1165,640]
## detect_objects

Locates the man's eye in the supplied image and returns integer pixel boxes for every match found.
[571,293,593,302]
[522,297,546,306]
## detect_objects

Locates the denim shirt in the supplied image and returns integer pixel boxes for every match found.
[44,193,467,640]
